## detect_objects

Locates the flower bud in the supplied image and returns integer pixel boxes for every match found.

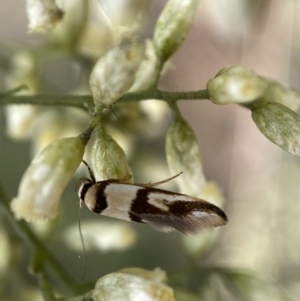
[251,101,300,157]
[153,0,200,61]
[259,78,300,111]
[26,0,64,32]
[5,51,40,140]
[92,127,133,182]
[92,268,175,301]
[89,38,145,106]
[165,112,205,195]
[51,0,88,49]
[207,65,268,105]
[11,136,85,222]
[128,40,158,92]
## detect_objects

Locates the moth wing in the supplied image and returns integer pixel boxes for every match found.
[133,211,227,235]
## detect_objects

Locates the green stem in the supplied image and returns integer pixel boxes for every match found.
[0,89,209,109]
[117,88,209,103]
[38,270,58,301]
[149,59,164,89]
[0,95,94,111]
[0,182,90,295]
[0,85,28,96]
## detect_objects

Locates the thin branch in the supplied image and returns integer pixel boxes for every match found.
[117,88,209,103]
[0,89,210,110]
[0,95,94,111]
[0,85,28,96]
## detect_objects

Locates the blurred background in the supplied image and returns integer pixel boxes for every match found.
[0,0,300,300]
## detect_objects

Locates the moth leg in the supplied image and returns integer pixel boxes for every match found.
[115,175,133,183]
[82,160,96,183]
[142,172,183,187]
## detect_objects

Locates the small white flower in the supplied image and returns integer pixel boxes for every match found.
[92,268,175,301]
[259,78,300,112]
[5,51,40,140]
[5,105,39,140]
[153,0,200,61]
[89,38,145,107]
[11,137,85,222]
[207,65,268,105]
[63,221,137,252]
[129,40,157,92]
[92,127,133,182]
[26,0,64,32]
[166,113,206,196]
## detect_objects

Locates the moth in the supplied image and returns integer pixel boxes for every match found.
[78,161,228,235]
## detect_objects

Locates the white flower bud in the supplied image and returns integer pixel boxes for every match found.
[89,38,145,106]
[11,136,85,222]
[5,51,40,140]
[153,0,200,61]
[92,127,133,182]
[63,221,137,252]
[5,105,39,140]
[251,101,300,157]
[166,112,205,195]
[259,78,300,111]
[207,65,268,105]
[128,40,158,92]
[92,268,175,301]
[26,0,64,32]
[51,0,88,49]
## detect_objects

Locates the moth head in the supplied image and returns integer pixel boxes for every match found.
[77,177,93,202]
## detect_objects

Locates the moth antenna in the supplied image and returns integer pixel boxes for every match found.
[144,172,183,187]
[110,107,119,120]
[78,200,86,282]
[82,160,96,183]
[103,104,119,119]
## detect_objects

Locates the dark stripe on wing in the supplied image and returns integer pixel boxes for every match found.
[92,182,109,213]
[129,187,228,222]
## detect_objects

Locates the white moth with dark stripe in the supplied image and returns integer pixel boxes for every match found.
[78,161,228,235]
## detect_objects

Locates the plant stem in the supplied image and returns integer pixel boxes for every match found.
[0,95,94,111]
[38,270,58,301]
[0,85,28,96]
[0,89,209,109]
[0,182,90,295]
[117,88,209,103]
